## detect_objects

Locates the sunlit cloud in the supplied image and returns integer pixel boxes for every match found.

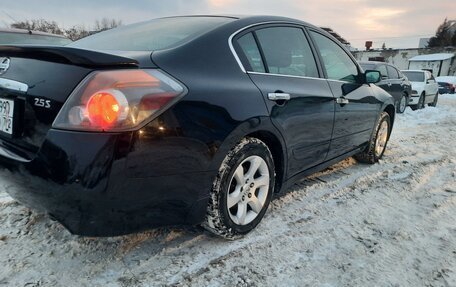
[356,8,406,32]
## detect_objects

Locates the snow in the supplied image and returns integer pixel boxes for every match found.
[1,95,456,286]
[409,53,455,62]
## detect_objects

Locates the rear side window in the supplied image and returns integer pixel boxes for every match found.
[310,31,359,83]
[255,27,319,77]
[70,17,234,51]
[387,66,399,79]
[377,65,388,79]
[237,33,266,73]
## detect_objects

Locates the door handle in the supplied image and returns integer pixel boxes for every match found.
[336,97,349,105]
[387,83,392,87]
[268,92,291,101]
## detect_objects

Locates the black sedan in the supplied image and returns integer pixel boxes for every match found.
[359,61,412,113]
[0,15,394,238]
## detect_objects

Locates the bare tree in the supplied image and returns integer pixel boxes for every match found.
[11,19,64,35]
[10,18,122,41]
[94,18,122,32]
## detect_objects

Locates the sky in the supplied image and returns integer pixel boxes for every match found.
[0,0,453,49]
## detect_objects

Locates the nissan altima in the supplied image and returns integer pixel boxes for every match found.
[0,15,394,238]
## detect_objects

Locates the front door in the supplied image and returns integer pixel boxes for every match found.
[308,30,381,158]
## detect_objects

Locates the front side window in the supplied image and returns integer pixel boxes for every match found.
[310,31,359,83]
[237,33,266,73]
[255,27,319,77]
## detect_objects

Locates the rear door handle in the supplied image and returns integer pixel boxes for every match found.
[387,83,392,87]
[268,92,291,101]
[336,97,349,105]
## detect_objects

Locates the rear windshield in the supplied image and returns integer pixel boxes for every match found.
[0,32,71,45]
[402,71,424,82]
[69,17,234,51]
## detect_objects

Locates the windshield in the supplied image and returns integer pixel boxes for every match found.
[402,71,424,82]
[0,32,71,45]
[70,16,234,51]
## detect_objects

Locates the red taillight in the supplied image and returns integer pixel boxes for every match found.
[53,70,185,132]
[86,90,129,128]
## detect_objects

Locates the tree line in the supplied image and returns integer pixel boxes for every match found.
[10,18,122,41]
[427,18,456,48]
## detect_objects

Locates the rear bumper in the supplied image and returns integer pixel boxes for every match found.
[0,127,214,236]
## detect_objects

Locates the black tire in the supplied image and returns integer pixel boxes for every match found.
[354,111,391,164]
[428,93,438,107]
[418,93,425,109]
[411,93,425,110]
[397,94,407,114]
[203,137,275,239]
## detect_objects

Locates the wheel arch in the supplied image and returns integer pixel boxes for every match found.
[383,104,395,131]
[208,117,287,194]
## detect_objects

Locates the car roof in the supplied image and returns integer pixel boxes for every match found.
[436,76,456,83]
[0,27,68,39]
[161,15,321,30]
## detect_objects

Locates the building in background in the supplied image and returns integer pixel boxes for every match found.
[408,53,455,76]
[353,48,456,76]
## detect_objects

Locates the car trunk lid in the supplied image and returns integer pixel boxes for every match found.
[0,46,140,161]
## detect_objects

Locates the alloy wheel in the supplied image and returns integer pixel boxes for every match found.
[399,95,407,113]
[227,156,270,226]
[375,121,389,157]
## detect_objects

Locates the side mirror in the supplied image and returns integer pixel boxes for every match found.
[365,70,381,84]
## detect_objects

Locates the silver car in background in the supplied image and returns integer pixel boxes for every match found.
[401,70,439,110]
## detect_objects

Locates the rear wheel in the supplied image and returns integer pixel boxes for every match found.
[203,138,275,239]
[397,94,407,113]
[354,111,391,164]
[428,93,438,107]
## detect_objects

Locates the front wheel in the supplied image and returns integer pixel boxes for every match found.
[354,111,391,164]
[397,94,407,113]
[411,93,425,110]
[203,138,275,239]
[428,93,438,107]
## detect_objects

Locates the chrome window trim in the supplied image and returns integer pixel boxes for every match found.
[247,71,326,81]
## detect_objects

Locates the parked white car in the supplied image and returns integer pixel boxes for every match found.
[401,70,439,110]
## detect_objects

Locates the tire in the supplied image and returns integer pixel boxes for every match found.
[411,93,425,110]
[354,111,391,164]
[428,93,438,107]
[203,137,275,239]
[397,94,407,113]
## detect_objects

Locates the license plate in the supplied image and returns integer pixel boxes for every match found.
[0,98,14,134]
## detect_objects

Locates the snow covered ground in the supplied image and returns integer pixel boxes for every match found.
[0,95,455,287]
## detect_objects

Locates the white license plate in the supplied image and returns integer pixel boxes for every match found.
[0,98,14,135]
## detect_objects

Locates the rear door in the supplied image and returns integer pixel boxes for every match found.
[376,64,394,96]
[307,30,380,158]
[234,25,335,177]
[386,65,403,102]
